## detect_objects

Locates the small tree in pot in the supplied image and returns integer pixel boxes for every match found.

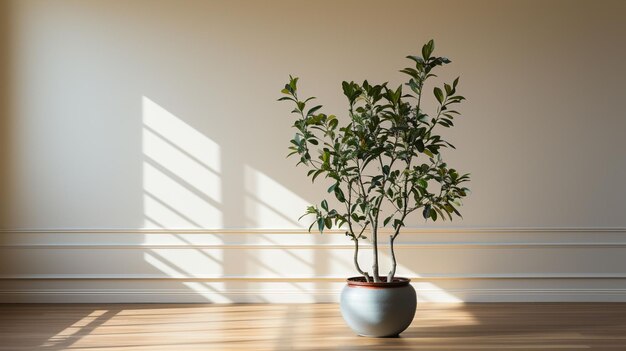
[279,40,470,337]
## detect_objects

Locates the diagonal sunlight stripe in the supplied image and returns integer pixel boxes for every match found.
[142,95,227,303]
[142,96,220,173]
[141,96,222,228]
[143,127,221,202]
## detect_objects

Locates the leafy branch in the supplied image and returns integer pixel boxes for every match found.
[279,40,470,283]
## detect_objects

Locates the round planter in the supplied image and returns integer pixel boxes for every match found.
[340,277,416,337]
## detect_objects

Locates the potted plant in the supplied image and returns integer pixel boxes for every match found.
[279,40,470,337]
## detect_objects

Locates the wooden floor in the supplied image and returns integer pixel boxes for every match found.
[2,303,626,350]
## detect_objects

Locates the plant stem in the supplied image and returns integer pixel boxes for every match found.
[371,226,380,282]
[387,235,397,282]
[353,156,380,282]
[345,185,371,282]
[353,236,371,282]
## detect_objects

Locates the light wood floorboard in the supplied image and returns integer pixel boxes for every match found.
[1,303,626,350]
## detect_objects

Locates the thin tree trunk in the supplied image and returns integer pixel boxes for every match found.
[387,235,397,282]
[371,227,381,282]
[353,235,371,282]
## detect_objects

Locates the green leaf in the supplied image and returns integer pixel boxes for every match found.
[327,183,337,193]
[422,43,429,60]
[328,118,338,130]
[307,105,322,116]
[406,55,424,64]
[423,204,431,219]
[312,169,324,182]
[447,202,462,217]
[427,145,439,154]
[400,68,418,78]
[321,200,328,211]
[317,218,325,233]
[415,139,425,153]
[417,178,428,189]
[393,219,403,228]
[434,87,444,104]
[322,150,330,163]
[407,79,420,94]
[324,217,332,229]
[289,77,299,91]
[334,186,346,203]
[342,81,351,96]
[383,216,393,226]
[421,39,434,60]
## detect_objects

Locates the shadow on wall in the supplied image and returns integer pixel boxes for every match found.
[140,96,334,302]
[138,96,459,303]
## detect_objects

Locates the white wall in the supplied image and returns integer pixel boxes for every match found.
[1,0,626,302]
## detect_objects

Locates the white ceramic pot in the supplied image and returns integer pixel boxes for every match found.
[340,277,416,337]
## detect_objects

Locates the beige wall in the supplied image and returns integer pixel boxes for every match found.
[1,0,626,302]
[2,0,625,229]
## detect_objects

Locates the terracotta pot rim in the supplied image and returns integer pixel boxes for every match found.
[346,276,411,288]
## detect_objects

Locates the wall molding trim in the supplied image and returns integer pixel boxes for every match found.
[2,273,626,281]
[3,227,626,302]
[2,227,626,249]
[3,242,626,250]
[2,227,626,234]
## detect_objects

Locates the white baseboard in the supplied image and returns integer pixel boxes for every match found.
[1,227,626,303]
